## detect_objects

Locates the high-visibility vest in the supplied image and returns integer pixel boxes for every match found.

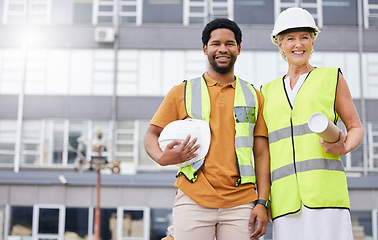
[177,74,258,186]
[261,67,350,219]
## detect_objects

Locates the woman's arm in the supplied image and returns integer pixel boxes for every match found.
[320,73,364,155]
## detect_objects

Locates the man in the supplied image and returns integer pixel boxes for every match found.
[144,18,270,240]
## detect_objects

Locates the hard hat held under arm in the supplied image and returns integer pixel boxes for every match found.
[180,74,258,185]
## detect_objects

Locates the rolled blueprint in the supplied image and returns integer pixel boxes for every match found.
[308,112,340,143]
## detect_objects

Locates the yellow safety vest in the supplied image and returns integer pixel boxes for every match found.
[178,75,258,186]
[261,67,350,219]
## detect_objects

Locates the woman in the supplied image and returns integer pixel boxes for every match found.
[261,7,364,240]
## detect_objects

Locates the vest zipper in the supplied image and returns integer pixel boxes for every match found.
[290,117,297,174]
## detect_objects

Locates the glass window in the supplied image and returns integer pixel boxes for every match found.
[117,50,139,96]
[234,0,274,25]
[38,208,59,234]
[73,2,93,24]
[3,0,52,25]
[68,121,89,165]
[0,120,17,164]
[93,50,114,96]
[65,208,89,239]
[323,0,357,26]
[150,209,172,240]
[91,121,111,161]
[0,206,4,240]
[142,0,183,24]
[118,207,150,239]
[0,49,23,95]
[351,211,373,239]
[116,121,136,163]
[47,120,65,165]
[374,210,378,240]
[25,49,47,95]
[70,50,93,95]
[8,206,33,238]
[363,0,378,28]
[98,208,117,240]
[35,205,65,240]
[365,53,378,98]
[368,122,378,169]
[21,120,43,165]
[138,120,157,167]
[351,144,364,168]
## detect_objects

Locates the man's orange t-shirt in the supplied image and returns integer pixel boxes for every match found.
[150,73,268,208]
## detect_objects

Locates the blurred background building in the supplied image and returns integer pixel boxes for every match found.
[0,0,377,239]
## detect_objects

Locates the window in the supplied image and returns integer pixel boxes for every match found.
[374,209,378,240]
[323,0,357,26]
[21,120,43,165]
[351,211,373,239]
[116,121,138,164]
[363,53,378,98]
[234,0,274,25]
[116,207,150,240]
[0,120,17,164]
[368,122,378,169]
[33,205,65,240]
[3,0,52,25]
[142,0,183,24]
[64,208,89,239]
[97,208,117,240]
[73,1,93,24]
[150,209,171,240]
[92,0,143,26]
[363,0,378,29]
[0,206,4,240]
[183,0,234,26]
[8,206,33,239]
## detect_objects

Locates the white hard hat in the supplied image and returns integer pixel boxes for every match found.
[271,7,320,45]
[158,118,211,167]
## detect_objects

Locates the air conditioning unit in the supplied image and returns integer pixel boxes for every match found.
[94,27,115,43]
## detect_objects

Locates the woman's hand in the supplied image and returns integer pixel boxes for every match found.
[319,130,347,156]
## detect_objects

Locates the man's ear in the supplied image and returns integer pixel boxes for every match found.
[237,44,241,55]
[203,44,208,55]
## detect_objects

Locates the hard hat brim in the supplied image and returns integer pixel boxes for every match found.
[271,27,320,45]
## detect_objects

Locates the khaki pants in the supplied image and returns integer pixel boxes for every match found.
[172,189,254,240]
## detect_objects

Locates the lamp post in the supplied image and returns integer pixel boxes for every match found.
[75,127,120,240]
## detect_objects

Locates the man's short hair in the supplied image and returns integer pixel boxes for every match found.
[201,18,242,46]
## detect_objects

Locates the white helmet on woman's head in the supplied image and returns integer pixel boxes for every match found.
[271,7,320,45]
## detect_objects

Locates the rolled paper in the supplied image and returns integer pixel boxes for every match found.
[308,112,340,143]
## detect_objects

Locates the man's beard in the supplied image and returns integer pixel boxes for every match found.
[209,55,236,74]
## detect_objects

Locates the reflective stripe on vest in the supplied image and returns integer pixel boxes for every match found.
[178,75,258,185]
[261,67,350,219]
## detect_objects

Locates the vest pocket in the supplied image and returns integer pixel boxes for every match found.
[234,106,256,123]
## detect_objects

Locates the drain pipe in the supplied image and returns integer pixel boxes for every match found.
[357,0,368,176]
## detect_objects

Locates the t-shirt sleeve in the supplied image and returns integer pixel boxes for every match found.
[253,89,268,138]
[150,82,187,128]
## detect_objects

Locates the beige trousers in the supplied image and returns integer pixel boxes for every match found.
[172,189,254,240]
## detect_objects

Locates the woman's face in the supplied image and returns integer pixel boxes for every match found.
[278,31,314,66]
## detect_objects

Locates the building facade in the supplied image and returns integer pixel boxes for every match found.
[0,0,378,239]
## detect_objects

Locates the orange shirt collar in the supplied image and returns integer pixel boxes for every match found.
[203,72,236,88]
